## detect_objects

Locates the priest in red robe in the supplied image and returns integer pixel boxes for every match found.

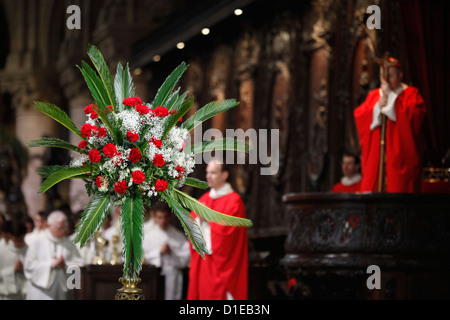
[331,152,362,193]
[187,160,248,300]
[354,57,426,193]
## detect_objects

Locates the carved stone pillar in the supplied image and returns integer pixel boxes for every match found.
[303,0,334,191]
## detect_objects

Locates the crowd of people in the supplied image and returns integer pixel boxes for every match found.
[0,56,428,300]
[0,160,249,301]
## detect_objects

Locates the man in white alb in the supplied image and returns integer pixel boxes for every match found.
[0,221,28,300]
[143,202,190,300]
[24,210,82,300]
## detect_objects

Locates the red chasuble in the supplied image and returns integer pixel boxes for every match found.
[331,181,361,193]
[187,191,248,300]
[354,86,426,193]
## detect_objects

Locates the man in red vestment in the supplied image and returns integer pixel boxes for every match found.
[187,160,248,300]
[354,57,426,193]
[331,152,362,193]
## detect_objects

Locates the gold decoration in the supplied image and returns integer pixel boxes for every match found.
[114,277,145,300]
[92,232,109,265]
[110,235,122,265]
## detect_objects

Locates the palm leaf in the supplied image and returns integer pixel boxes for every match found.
[34,102,83,139]
[74,193,113,248]
[87,44,116,109]
[114,62,135,111]
[120,193,144,281]
[77,62,118,142]
[172,188,253,227]
[27,137,87,154]
[184,177,209,189]
[184,137,250,155]
[152,62,188,107]
[162,96,193,139]
[38,165,68,178]
[182,99,239,132]
[39,165,92,194]
[161,192,208,258]
[164,87,181,110]
[78,61,110,110]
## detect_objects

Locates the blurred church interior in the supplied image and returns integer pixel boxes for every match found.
[0,0,448,299]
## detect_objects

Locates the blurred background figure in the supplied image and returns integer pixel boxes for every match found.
[24,210,82,300]
[24,211,48,246]
[0,221,28,300]
[143,202,190,300]
[331,152,362,193]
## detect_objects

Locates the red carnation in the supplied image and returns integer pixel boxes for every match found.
[89,149,101,163]
[126,130,140,142]
[84,105,93,114]
[103,143,118,157]
[154,179,168,192]
[153,106,169,117]
[97,127,107,137]
[150,137,162,148]
[152,154,165,167]
[123,97,142,107]
[132,170,146,184]
[107,105,113,111]
[96,176,107,188]
[175,165,184,179]
[78,140,88,149]
[128,148,142,163]
[114,180,128,194]
[135,104,150,115]
[81,123,94,138]
[90,111,99,119]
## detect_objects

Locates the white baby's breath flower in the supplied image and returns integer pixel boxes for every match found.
[69,154,89,167]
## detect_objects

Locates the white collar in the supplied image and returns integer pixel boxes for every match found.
[341,173,361,186]
[45,229,64,243]
[209,183,234,199]
[370,83,408,130]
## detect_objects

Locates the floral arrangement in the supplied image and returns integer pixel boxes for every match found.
[27,44,252,282]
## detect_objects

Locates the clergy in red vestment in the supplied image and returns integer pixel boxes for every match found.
[354,57,426,193]
[331,152,362,193]
[187,160,248,300]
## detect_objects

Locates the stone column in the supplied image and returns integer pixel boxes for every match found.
[14,91,59,218]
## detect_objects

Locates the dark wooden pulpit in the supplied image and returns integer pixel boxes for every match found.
[74,264,164,300]
[281,192,450,299]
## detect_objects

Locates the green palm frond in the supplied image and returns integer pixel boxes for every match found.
[152,62,188,107]
[27,137,88,154]
[121,193,144,281]
[164,87,181,110]
[77,62,118,142]
[114,62,135,111]
[162,192,208,258]
[38,165,68,178]
[184,137,250,155]
[172,188,253,228]
[182,99,239,132]
[184,177,209,189]
[39,165,93,194]
[74,193,113,248]
[87,44,116,109]
[162,96,194,139]
[34,102,83,139]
